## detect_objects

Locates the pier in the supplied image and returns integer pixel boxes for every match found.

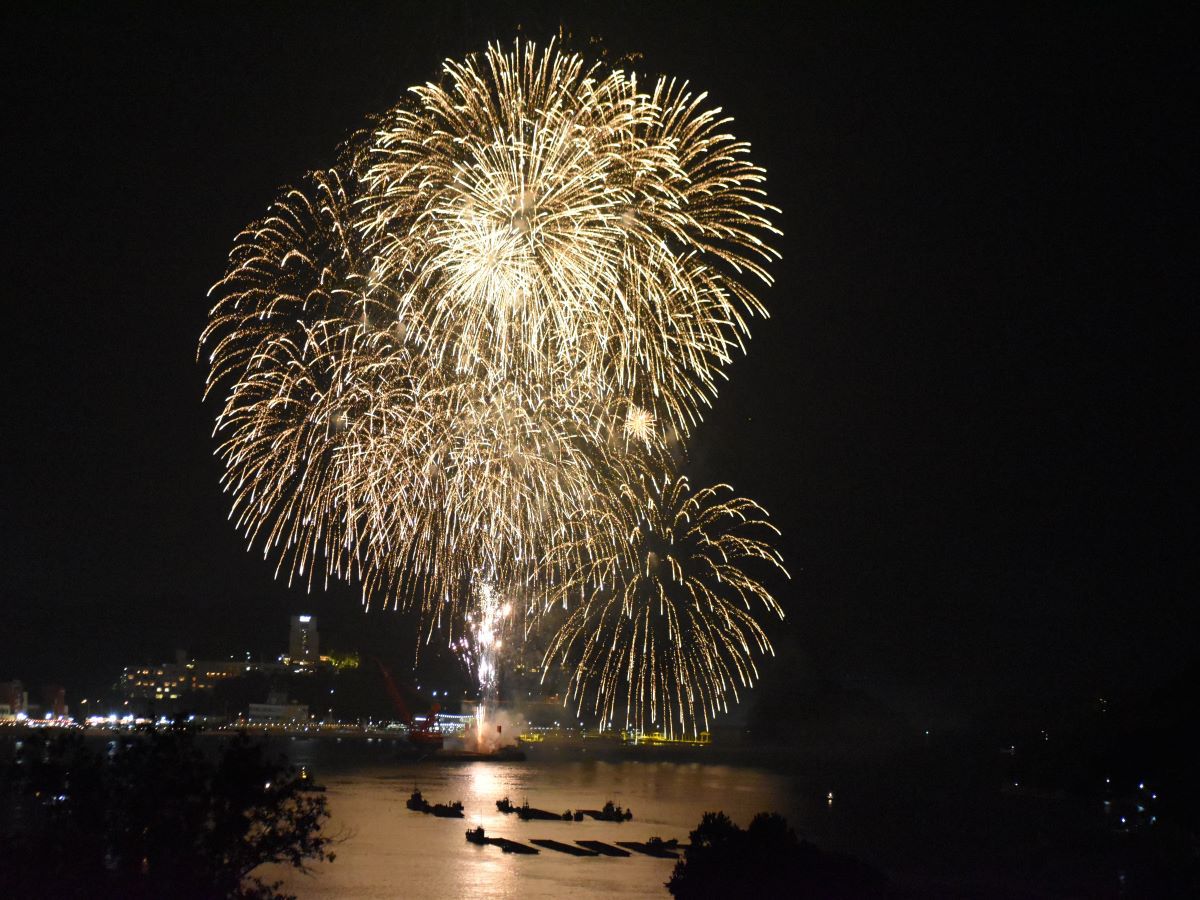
[464,827,681,860]
[530,839,599,856]
[575,840,631,857]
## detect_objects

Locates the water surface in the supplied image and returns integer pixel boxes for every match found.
[262,748,804,898]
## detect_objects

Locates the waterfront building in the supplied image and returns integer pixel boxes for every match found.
[120,658,259,714]
[247,701,310,723]
[0,680,28,718]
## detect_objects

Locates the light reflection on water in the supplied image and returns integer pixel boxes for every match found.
[261,753,802,898]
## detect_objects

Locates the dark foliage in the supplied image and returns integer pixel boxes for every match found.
[0,726,334,899]
[667,811,890,899]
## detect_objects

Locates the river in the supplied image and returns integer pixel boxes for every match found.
[260,743,805,899]
[250,736,1128,898]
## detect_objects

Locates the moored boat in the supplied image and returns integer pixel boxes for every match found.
[516,803,568,821]
[406,788,431,812]
[296,765,326,792]
[579,800,632,821]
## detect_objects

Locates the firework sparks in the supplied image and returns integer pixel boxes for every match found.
[457,581,514,747]
[541,475,788,739]
[623,404,658,448]
[202,38,784,738]
[360,39,780,433]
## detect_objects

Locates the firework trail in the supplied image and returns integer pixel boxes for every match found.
[453,580,516,748]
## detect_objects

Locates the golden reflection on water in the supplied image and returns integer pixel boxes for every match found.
[261,758,800,899]
[468,761,505,818]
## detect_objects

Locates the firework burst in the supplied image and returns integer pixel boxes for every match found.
[360,39,780,432]
[541,475,787,738]
[202,38,785,736]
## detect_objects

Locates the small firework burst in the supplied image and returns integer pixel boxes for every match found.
[540,475,787,738]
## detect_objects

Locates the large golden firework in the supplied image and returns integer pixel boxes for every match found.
[360,40,779,432]
[201,39,784,733]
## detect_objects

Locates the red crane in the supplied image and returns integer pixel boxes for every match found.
[373,658,443,750]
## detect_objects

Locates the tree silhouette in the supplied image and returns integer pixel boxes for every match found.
[667,811,890,899]
[0,726,334,899]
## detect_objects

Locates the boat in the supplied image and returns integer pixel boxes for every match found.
[465,827,538,854]
[406,789,431,812]
[579,800,632,821]
[603,799,632,821]
[432,800,465,818]
[496,796,516,813]
[296,765,326,792]
[516,802,568,821]
[617,839,678,859]
[408,728,444,752]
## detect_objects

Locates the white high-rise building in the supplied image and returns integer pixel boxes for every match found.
[289,614,319,663]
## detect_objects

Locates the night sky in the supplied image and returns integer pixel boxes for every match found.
[2,3,1193,724]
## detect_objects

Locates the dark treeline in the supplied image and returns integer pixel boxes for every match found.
[666,810,895,899]
[0,726,334,899]
[667,805,1198,898]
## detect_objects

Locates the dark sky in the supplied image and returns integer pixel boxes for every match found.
[2,3,1193,722]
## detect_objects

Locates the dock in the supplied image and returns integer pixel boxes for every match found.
[516,805,569,821]
[530,839,599,856]
[490,837,539,854]
[575,801,632,821]
[616,840,679,859]
[463,823,682,860]
[575,840,631,857]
